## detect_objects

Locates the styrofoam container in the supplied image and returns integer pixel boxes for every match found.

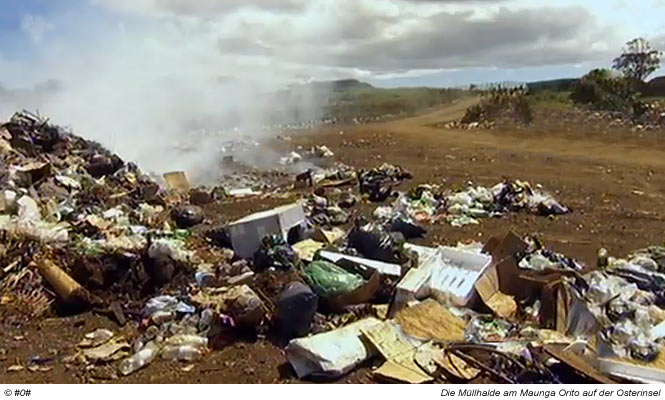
[404,243,437,261]
[428,246,491,306]
[392,244,491,313]
[392,266,433,314]
[227,203,305,258]
[319,251,401,277]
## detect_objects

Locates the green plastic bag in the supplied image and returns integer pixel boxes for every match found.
[303,260,364,298]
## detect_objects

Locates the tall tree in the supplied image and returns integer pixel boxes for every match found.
[612,38,663,83]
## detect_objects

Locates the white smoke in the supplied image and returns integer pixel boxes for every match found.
[0,0,342,184]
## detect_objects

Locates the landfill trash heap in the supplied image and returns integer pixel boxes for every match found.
[373,181,569,228]
[4,110,665,384]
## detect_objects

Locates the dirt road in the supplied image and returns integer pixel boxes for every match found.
[4,99,665,384]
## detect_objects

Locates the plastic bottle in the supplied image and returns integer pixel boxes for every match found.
[198,308,214,332]
[597,248,608,268]
[161,345,204,361]
[164,334,208,348]
[118,341,159,376]
[144,325,160,341]
[151,310,175,324]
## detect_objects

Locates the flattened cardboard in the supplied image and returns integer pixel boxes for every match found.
[313,227,346,244]
[395,299,466,342]
[556,283,600,337]
[361,321,431,384]
[373,360,432,384]
[163,171,190,192]
[293,240,325,262]
[484,292,517,320]
[476,232,529,306]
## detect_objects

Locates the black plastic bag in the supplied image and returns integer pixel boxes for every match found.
[276,281,319,338]
[389,217,427,239]
[348,221,402,263]
[253,234,300,271]
[172,205,204,228]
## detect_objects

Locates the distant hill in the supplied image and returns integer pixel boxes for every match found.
[290,79,374,93]
[642,76,665,97]
[468,78,579,92]
[526,78,578,92]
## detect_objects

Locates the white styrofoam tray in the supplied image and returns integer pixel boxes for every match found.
[400,244,491,307]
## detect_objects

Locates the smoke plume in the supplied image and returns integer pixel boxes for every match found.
[0,0,340,184]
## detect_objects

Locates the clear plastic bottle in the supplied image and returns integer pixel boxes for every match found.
[151,310,175,325]
[118,341,160,376]
[164,334,208,348]
[161,345,204,361]
[597,248,609,268]
[198,309,214,332]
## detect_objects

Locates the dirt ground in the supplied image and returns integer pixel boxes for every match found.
[4,98,665,383]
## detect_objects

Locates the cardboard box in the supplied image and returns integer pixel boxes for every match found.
[163,171,190,192]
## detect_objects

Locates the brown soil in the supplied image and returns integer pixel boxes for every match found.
[4,97,665,383]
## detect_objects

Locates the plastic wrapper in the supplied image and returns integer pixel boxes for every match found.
[142,295,196,319]
[148,238,193,264]
[303,260,364,298]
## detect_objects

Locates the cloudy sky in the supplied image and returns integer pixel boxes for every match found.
[2,0,664,89]
[1,0,665,178]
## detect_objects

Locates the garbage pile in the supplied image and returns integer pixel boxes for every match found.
[566,246,665,360]
[280,228,665,383]
[358,163,412,202]
[0,111,177,312]
[0,111,277,378]
[6,110,665,384]
[374,180,569,227]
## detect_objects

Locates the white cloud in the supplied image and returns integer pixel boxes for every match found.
[20,15,54,43]
[90,0,308,17]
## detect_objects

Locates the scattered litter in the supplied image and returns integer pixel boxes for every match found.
[0,109,655,384]
[286,317,382,379]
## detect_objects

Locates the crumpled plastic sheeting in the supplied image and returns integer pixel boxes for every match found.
[376,180,569,228]
[148,238,194,264]
[0,195,69,243]
[581,271,665,361]
[142,295,196,319]
[519,249,584,272]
